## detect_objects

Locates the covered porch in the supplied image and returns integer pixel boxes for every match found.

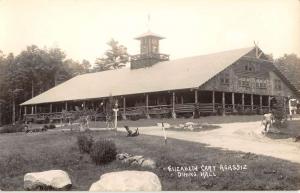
[23,88,279,123]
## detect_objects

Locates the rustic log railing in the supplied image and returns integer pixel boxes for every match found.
[199,103,215,113]
[175,103,195,113]
[148,105,171,115]
[25,101,270,123]
[25,112,64,122]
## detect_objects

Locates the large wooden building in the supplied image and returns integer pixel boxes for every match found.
[21,31,299,122]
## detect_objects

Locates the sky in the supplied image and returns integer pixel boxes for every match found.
[0,0,299,66]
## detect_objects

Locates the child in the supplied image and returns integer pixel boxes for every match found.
[261,112,273,133]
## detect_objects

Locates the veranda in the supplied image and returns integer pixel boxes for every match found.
[23,88,285,123]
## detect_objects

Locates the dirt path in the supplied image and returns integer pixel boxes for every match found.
[132,120,300,164]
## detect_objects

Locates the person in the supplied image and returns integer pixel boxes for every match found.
[105,114,113,130]
[288,98,297,120]
[261,112,273,133]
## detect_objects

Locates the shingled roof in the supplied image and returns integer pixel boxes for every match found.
[21,47,255,106]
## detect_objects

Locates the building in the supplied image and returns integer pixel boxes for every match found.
[21,31,299,122]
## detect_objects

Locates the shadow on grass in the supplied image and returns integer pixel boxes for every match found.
[0,130,299,191]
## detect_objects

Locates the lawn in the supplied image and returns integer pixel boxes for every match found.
[0,128,300,191]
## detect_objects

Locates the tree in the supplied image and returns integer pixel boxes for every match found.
[0,45,91,124]
[94,39,129,72]
[274,54,300,92]
[63,59,91,77]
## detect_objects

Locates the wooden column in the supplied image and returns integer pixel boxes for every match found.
[65,102,68,111]
[222,92,225,116]
[19,107,22,121]
[194,90,198,118]
[50,104,52,113]
[212,91,215,112]
[146,94,150,119]
[31,106,34,114]
[259,95,262,111]
[268,96,271,112]
[24,106,27,115]
[123,96,126,120]
[232,93,235,111]
[172,92,176,119]
[242,93,245,111]
[251,94,254,111]
[34,105,37,114]
[194,90,198,103]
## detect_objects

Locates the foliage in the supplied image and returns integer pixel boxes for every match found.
[274,54,300,91]
[0,46,91,125]
[0,123,25,134]
[77,132,94,153]
[90,139,117,165]
[271,96,287,128]
[94,39,129,72]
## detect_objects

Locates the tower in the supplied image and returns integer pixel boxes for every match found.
[130,31,169,69]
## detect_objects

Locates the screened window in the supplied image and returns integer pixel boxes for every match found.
[274,79,281,90]
[245,62,255,72]
[220,73,230,85]
[239,77,250,88]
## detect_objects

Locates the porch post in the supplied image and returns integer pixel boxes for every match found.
[212,91,215,112]
[65,102,68,111]
[222,92,225,116]
[172,92,176,119]
[251,94,254,111]
[50,104,52,113]
[146,94,150,119]
[193,89,198,118]
[232,92,235,111]
[194,90,198,103]
[34,105,37,114]
[24,106,27,115]
[259,95,262,111]
[31,106,34,114]
[242,93,245,111]
[268,96,271,112]
[123,96,127,120]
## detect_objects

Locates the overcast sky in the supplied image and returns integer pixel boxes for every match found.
[0,0,299,65]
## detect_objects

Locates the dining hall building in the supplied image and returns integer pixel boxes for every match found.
[21,31,299,122]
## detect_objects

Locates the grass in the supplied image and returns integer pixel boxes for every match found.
[0,128,300,191]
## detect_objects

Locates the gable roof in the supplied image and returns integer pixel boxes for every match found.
[21,47,255,105]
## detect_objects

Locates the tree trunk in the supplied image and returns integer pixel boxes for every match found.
[12,95,15,125]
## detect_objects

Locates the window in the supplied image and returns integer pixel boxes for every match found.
[274,79,281,90]
[245,62,255,72]
[239,77,250,88]
[260,82,267,88]
[220,73,229,85]
[255,79,267,89]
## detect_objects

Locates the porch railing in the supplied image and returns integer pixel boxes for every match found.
[25,102,272,123]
